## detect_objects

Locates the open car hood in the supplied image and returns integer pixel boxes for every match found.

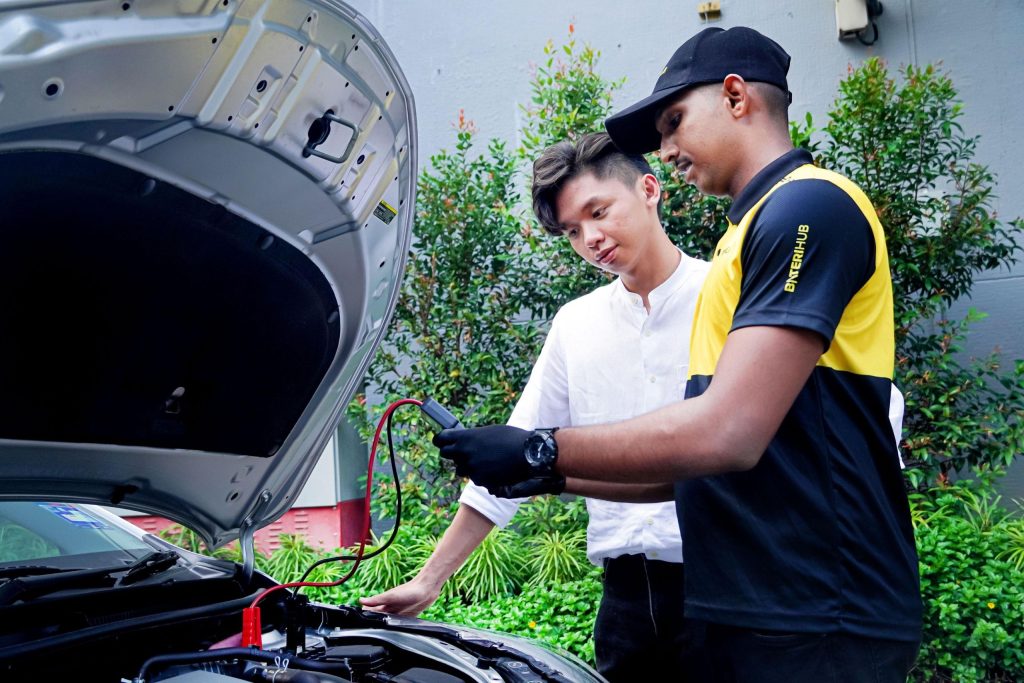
[0,0,416,547]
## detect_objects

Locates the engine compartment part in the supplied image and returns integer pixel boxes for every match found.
[0,0,418,550]
[145,631,508,683]
[0,572,599,682]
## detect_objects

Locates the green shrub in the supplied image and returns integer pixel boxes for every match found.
[263,534,323,582]
[326,508,590,606]
[912,480,1024,681]
[814,59,1024,488]
[452,528,526,602]
[346,530,419,591]
[518,26,621,160]
[524,529,589,586]
[513,495,588,537]
[516,27,624,313]
[423,567,603,664]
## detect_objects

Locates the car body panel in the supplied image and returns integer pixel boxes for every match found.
[0,0,416,547]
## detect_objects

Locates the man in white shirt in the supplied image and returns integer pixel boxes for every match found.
[362,132,710,680]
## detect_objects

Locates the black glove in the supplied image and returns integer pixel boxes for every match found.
[487,474,566,499]
[433,425,532,489]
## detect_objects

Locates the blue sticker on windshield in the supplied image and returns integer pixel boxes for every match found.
[38,503,110,529]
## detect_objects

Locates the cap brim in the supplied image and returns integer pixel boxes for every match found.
[605,84,688,155]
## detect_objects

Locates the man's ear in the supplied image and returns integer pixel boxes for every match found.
[721,74,750,119]
[641,173,661,207]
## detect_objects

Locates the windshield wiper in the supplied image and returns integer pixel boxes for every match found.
[115,550,179,587]
[0,565,79,580]
[0,550,180,605]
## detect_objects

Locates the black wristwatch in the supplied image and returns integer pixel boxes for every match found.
[523,427,559,475]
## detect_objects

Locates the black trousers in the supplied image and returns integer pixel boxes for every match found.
[702,624,920,683]
[594,554,706,682]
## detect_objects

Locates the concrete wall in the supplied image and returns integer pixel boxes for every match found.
[347,0,1024,488]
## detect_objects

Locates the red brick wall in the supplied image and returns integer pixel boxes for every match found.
[128,500,368,555]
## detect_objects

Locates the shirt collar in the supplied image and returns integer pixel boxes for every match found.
[727,148,813,225]
[612,247,693,309]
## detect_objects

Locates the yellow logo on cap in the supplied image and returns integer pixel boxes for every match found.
[660,65,668,76]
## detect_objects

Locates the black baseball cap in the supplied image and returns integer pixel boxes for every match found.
[605,26,791,154]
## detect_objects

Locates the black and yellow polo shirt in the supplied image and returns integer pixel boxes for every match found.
[677,149,922,641]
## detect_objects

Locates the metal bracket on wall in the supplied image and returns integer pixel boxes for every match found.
[697,1,721,21]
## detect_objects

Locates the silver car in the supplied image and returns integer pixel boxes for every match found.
[0,1,603,681]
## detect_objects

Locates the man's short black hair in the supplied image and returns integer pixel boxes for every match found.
[532,132,659,236]
[749,81,791,123]
[685,80,790,125]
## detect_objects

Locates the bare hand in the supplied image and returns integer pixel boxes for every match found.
[358,578,441,617]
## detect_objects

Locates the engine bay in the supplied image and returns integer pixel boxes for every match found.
[0,576,585,683]
[145,627,509,683]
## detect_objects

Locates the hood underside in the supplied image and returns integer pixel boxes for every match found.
[0,0,416,546]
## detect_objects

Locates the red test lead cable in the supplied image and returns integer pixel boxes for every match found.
[241,398,424,648]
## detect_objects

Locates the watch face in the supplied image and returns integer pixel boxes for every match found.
[525,431,556,468]
[525,437,544,467]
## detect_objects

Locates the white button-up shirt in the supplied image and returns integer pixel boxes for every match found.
[461,250,711,565]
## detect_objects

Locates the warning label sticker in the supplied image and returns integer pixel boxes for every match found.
[373,200,398,225]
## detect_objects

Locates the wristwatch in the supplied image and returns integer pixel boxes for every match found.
[523,428,559,475]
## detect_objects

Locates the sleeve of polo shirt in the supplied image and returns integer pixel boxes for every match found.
[459,311,572,527]
[731,178,875,347]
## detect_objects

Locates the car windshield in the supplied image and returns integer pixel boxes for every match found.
[0,502,152,568]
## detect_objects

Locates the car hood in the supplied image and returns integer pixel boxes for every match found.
[0,0,416,547]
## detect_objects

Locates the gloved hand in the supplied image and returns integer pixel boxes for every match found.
[433,425,532,489]
[487,474,566,499]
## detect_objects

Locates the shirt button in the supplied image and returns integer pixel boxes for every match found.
[649,551,658,559]
[649,376,657,383]
[646,517,654,525]
[644,330,653,338]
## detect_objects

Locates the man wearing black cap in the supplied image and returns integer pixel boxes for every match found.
[434,26,921,682]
